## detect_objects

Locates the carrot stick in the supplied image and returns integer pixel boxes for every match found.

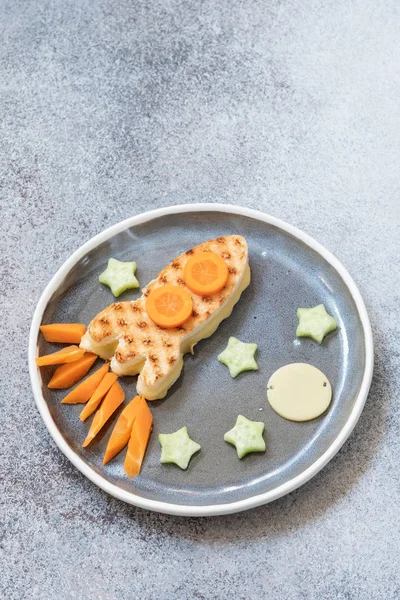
[79,373,118,421]
[82,381,125,447]
[61,362,109,404]
[36,345,85,366]
[124,398,153,478]
[48,353,97,389]
[103,396,142,464]
[40,323,86,344]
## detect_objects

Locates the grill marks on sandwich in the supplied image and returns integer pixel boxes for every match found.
[112,318,182,385]
[86,235,248,388]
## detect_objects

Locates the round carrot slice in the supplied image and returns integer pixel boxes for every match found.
[183,251,229,296]
[146,285,193,328]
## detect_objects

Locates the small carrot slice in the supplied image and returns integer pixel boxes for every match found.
[82,381,125,447]
[35,345,85,367]
[184,251,229,296]
[48,353,97,389]
[145,284,193,328]
[124,398,153,478]
[79,372,118,421]
[40,323,86,344]
[103,396,142,464]
[61,362,109,404]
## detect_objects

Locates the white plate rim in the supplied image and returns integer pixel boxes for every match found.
[28,203,374,517]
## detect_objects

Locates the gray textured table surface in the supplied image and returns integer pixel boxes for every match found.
[1,1,399,599]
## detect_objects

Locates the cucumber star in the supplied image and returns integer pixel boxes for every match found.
[158,427,201,470]
[224,415,266,459]
[296,303,337,344]
[218,337,258,378]
[99,258,139,297]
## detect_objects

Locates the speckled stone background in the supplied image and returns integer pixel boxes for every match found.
[1,0,399,598]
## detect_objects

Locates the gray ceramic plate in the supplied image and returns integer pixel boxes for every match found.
[29,204,373,516]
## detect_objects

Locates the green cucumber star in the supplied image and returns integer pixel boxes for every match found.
[224,415,266,459]
[218,337,258,378]
[296,303,337,344]
[99,258,139,297]
[158,427,201,470]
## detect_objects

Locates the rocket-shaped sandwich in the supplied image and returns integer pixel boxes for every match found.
[80,235,250,400]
